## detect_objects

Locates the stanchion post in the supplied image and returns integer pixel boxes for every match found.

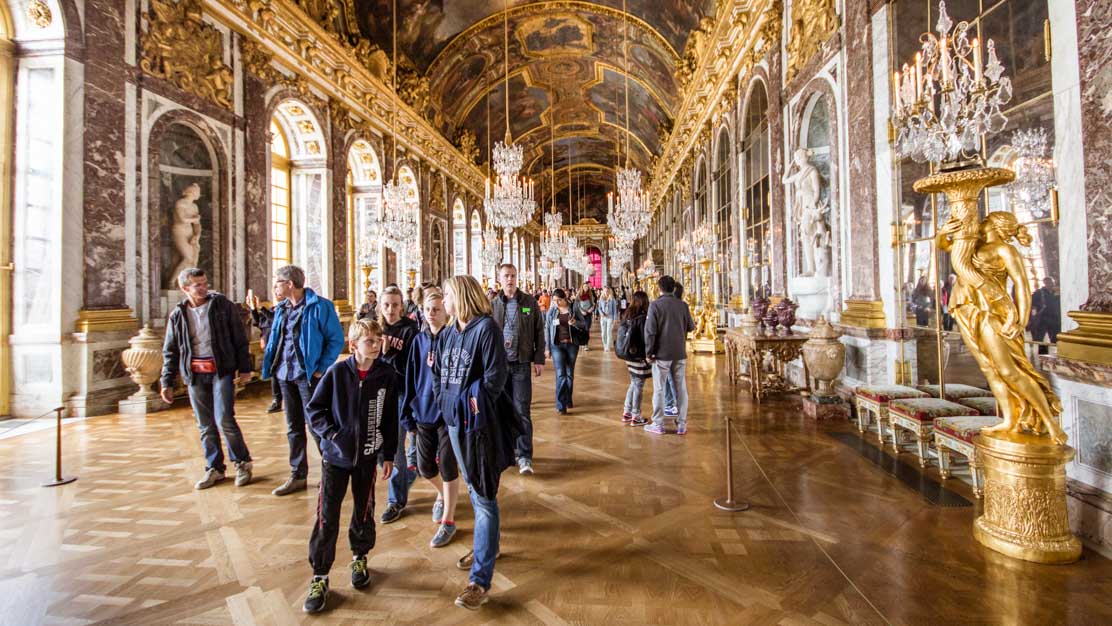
[43,407,77,488]
[714,415,749,512]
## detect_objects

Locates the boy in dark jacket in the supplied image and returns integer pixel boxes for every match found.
[377,285,422,523]
[302,319,399,614]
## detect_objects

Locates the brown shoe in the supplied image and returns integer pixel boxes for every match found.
[454,582,488,610]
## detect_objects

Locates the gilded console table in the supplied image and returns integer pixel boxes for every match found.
[724,329,810,403]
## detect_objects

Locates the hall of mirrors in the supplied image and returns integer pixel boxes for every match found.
[2,0,1112,623]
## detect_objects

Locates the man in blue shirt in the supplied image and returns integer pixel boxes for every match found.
[262,265,345,496]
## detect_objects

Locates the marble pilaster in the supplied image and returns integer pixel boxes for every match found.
[768,46,787,296]
[242,70,270,300]
[330,118,350,305]
[842,0,879,301]
[1076,0,1112,312]
[81,0,130,311]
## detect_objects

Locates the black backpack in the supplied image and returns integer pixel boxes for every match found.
[616,315,645,361]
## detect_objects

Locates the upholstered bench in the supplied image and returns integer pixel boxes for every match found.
[933,415,1003,498]
[956,395,998,416]
[915,383,994,402]
[887,398,982,467]
[853,385,930,444]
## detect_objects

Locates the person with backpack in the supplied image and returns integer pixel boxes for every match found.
[615,291,651,426]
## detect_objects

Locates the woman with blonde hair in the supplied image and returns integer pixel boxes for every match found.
[433,275,519,610]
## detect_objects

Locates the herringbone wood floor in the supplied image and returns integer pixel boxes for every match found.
[1,347,1110,625]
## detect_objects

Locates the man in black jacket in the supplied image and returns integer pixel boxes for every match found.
[160,268,254,490]
[489,263,545,475]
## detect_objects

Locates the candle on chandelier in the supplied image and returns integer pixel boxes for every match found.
[940,36,951,84]
[608,192,614,212]
[893,70,902,109]
[485,177,491,198]
[914,52,923,99]
[973,37,983,83]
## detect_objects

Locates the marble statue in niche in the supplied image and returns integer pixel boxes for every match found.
[782,148,830,277]
[168,183,203,286]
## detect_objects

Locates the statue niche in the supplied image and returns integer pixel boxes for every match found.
[782,148,830,278]
[785,93,835,320]
[157,123,218,292]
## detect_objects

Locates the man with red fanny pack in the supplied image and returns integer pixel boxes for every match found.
[161,268,255,490]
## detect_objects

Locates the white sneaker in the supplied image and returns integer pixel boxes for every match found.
[195,468,225,490]
[234,461,253,487]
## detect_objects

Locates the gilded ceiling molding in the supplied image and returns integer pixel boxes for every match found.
[648,0,773,218]
[784,0,838,82]
[205,0,487,198]
[140,0,234,109]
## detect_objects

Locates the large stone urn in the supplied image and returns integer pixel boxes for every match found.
[119,324,167,415]
[800,316,849,420]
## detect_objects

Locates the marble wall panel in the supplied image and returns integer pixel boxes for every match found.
[769,48,787,296]
[92,348,127,382]
[1076,0,1112,311]
[843,0,879,301]
[243,73,270,299]
[82,0,129,309]
[331,121,351,303]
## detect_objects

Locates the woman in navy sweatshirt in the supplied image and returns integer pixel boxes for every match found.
[402,289,460,549]
[302,319,399,614]
[434,275,519,611]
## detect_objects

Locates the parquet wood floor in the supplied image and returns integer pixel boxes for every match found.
[1,348,1110,625]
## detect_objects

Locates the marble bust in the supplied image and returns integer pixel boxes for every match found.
[782,148,830,277]
[168,183,202,287]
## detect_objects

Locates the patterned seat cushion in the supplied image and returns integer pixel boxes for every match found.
[916,384,994,402]
[933,415,1003,442]
[889,398,980,423]
[855,385,929,403]
[957,396,998,416]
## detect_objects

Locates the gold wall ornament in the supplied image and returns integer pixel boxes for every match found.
[455,129,480,164]
[784,0,837,82]
[918,167,1079,564]
[27,0,53,28]
[761,0,783,45]
[328,98,356,132]
[141,0,234,109]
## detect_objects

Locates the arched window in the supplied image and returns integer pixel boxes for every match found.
[741,81,770,300]
[694,160,708,227]
[270,100,328,291]
[348,139,381,295]
[270,120,291,276]
[714,128,733,306]
[394,164,419,282]
[452,199,467,275]
[470,210,483,281]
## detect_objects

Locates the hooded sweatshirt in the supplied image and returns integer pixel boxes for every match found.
[380,316,419,382]
[433,314,519,498]
[307,355,399,469]
[401,326,443,431]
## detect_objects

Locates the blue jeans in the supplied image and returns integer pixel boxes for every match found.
[447,423,499,590]
[388,429,418,506]
[506,362,534,460]
[550,342,579,411]
[187,373,250,473]
[600,317,614,350]
[279,377,320,479]
[623,373,646,417]
[651,359,689,428]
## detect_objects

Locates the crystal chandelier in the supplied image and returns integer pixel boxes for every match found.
[691,223,715,261]
[675,232,694,265]
[610,245,632,278]
[482,0,536,230]
[1007,128,1056,220]
[381,0,419,253]
[481,223,503,272]
[892,0,1012,164]
[540,211,566,260]
[357,198,382,267]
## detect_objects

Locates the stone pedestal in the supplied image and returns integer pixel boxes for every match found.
[789,275,832,321]
[803,394,850,420]
[973,431,1082,564]
[691,337,724,354]
[119,392,165,415]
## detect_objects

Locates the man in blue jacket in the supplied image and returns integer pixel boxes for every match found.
[262,265,345,496]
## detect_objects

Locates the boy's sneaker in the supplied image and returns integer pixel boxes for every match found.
[350,555,371,589]
[518,458,534,475]
[621,412,633,423]
[266,399,282,413]
[233,461,253,487]
[455,583,489,610]
[430,522,457,548]
[676,425,688,436]
[380,503,404,524]
[303,576,329,613]
[664,406,679,417]
[628,416,648,427]
[643,424,666,435]
[194,468,224,490]
[432,499,445,524]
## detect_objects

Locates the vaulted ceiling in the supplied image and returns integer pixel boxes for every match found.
[355,0,715,223]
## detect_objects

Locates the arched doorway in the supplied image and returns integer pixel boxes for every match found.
[587,246,602,289]
[347,138,382,296]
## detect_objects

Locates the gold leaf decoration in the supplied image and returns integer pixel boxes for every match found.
[140,0,233,109]
[785,0,838,82]
[27,0,52,28]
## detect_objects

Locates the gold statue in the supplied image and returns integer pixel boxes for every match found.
[937,210,1065,444]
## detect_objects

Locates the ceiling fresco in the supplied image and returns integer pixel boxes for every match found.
[355,0,716,224]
